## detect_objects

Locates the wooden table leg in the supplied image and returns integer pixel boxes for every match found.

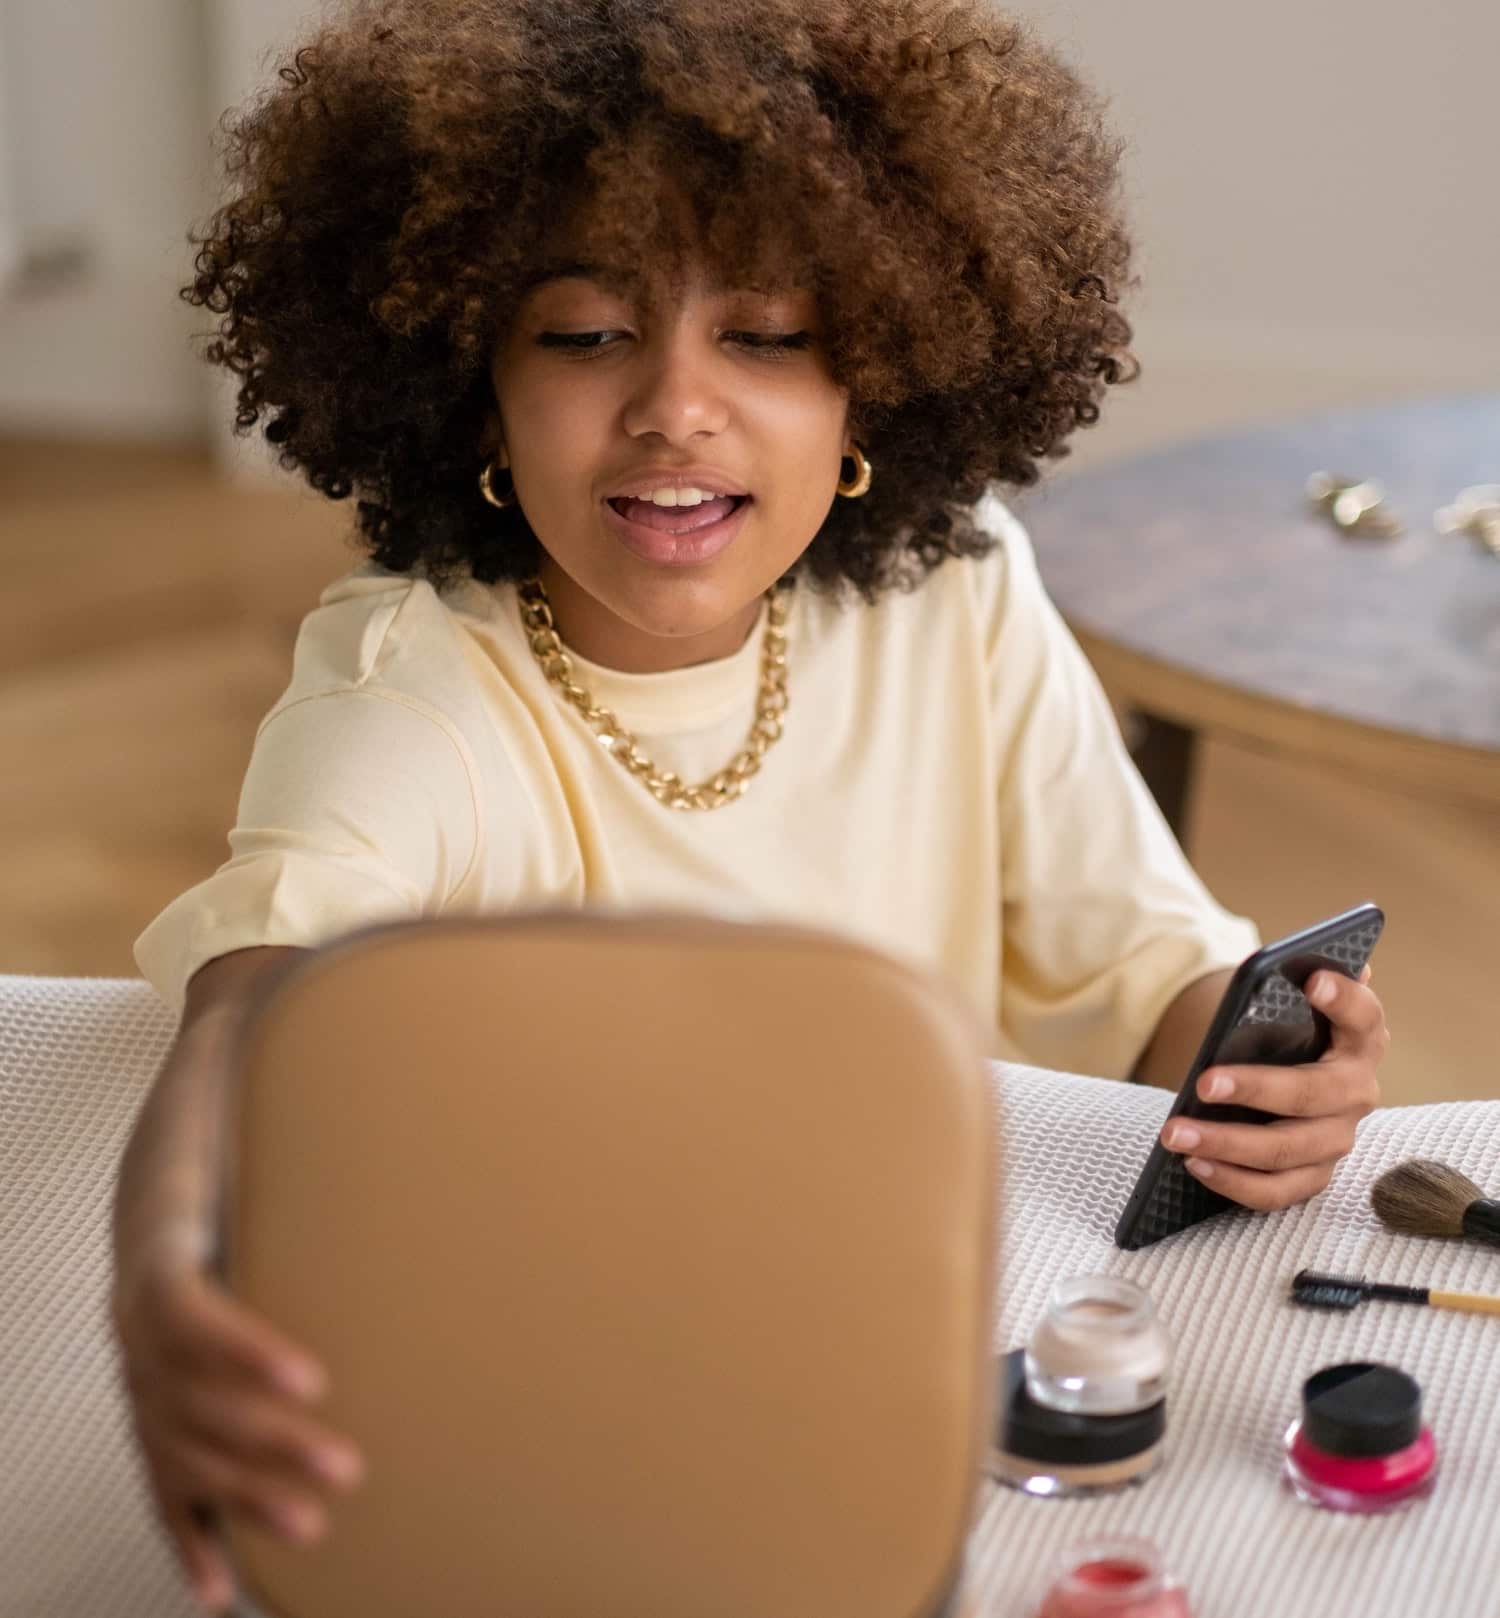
[1130,712,1199,849]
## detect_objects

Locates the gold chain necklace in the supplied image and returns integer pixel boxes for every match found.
[516,575,791,810]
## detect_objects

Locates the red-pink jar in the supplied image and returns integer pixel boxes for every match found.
[1034,1538,1192,1618]
[1283,1362,1437,1514]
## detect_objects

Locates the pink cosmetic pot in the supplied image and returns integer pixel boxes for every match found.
[1284,1362,1437,1514]
[1034,1537,1193,1618]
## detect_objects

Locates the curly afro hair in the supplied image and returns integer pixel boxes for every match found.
[187,0,1138,597]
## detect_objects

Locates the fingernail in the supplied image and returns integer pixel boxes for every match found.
[1186,1157,1214,1179]
[273,1502,323,1541]
[1203,1072,1234,1101]
[1309,975,1335,1007]
[198,1574,232,1613]
[311,1445,364,1487]
[275,1361,325,1400]
[1168,1124,1202,1151]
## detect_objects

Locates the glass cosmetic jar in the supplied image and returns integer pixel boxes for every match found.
[990,1349,1165,1498]
[1025,1276,1171,1416]
[1034,1537,1192,1618]
[1284,1362,1437,1514]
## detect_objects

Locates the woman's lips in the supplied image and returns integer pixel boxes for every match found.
[602,494,753,566]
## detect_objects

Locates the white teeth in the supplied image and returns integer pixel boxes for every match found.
[615,486,744,508]
[646,487,712,507]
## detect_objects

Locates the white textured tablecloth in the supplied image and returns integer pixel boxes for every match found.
[967,1066,1500,1618]
[3,975,1498,1617]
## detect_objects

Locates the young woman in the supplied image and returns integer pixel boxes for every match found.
[112,2,1389,1608]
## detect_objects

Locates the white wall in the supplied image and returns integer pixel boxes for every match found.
[0,0,210,439]
[1012,0,1500,460]
[210,0,326,93]
[202,1,329,482]
[0,0,1495,450]
[0,0,325,447]
[0,7,19,285]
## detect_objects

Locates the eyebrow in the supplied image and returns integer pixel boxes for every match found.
[521,259,642,297]
[521,258,797,302]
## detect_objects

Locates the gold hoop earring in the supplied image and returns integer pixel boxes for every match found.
[837,442,873,499]
[479,457,517,510]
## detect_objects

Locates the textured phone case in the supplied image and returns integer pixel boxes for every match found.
[1122,911,1385,1249]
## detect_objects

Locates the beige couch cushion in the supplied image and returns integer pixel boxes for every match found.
[1,976,194,1618]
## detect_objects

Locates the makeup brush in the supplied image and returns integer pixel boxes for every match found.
[1291,1269,1500,1317]
[1370,1159,1500,1249]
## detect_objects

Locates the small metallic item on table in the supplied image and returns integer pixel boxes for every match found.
[1305,471,1404,538]
[1435,484,1500,556]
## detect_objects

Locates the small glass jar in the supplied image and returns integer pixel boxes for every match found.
[1026,1276,1171,1416]
[1034,1537,1192,1618]
[990,1349,1166,1499]
[1284,1362,1437,1515]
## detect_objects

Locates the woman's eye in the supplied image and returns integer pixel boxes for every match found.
[537,329,815,358]
[537,331,622,354]
[728,331,814,354]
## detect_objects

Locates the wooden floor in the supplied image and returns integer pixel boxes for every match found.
[3,438,1495,1103]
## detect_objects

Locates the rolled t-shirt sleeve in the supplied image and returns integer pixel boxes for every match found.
[134,686,481,1014]
[983,503,1260,1079]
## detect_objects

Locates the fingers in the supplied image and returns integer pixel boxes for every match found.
[1181,1154,1334,1212]
[160,1279,366,1491]
[1160,965,1388,1216]
[162,1271,328,1399]
[161,1498,236,1614]
[138,1358,364,1532]
[1162,1059,1367,1209]
[1162,1113,1355,1177]
[1194,1055,1379,1118]
[160,1432,331,1542]
[115,1264,367,1588]
[175,1377,365,1489]
[1307,969,1390,1060]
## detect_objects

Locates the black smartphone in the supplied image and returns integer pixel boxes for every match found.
[1113,901,1385,1251]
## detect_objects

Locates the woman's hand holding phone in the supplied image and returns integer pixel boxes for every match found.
[1158,964,1390,1210]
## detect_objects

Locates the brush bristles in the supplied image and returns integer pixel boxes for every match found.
[1290,1275,1364,1311]
[1371,1158,1483,1238]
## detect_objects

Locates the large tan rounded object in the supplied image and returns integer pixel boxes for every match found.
[217,913,1000,1618]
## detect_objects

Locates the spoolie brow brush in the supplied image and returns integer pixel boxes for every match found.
[1291,1269,1500,1317]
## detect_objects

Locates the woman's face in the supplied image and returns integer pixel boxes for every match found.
[488,257,851,672]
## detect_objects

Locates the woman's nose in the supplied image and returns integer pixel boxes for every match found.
[620,337,732,442]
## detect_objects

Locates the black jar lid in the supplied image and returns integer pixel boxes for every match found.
[1301,1362,1423,1458]
[996,1348,1166,1466]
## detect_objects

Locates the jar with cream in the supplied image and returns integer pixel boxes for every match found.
[991,1276,1172,1498]
[1026,1276,1170,1415]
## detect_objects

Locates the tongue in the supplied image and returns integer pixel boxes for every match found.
[615,495,739,534]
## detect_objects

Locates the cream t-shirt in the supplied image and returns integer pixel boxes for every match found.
[135,494,1258,1077]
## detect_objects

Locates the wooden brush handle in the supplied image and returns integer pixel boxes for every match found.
[1431,1289,1500,1316]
